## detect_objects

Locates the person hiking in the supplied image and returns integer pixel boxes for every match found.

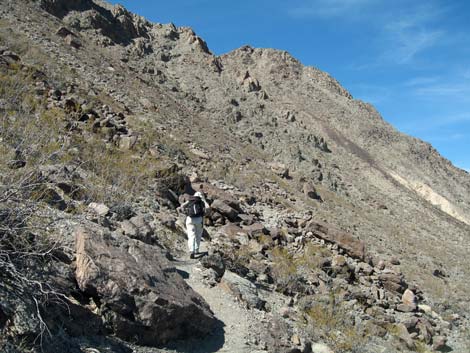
[177,191,210,259]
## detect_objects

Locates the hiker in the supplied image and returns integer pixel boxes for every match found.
[177,191,210,259]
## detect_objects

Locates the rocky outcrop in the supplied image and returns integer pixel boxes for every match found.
[75,227,216,346]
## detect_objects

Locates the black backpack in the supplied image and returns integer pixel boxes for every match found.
[186,197,205,217]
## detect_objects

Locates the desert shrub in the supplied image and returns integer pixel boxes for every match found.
[305,295,366,352]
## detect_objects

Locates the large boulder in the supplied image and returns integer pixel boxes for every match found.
[220,271,265,310]
[211,199,239,222]
[75,227,216,346]
[306,221,365,259]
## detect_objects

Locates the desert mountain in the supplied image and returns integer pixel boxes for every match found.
[0,0,469,352]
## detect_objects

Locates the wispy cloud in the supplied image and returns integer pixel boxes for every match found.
[290,1,448,66]
[400,114,470,133]
[289,0,378,18]
[404,76,440,87]
[382,24,443,64]
[349,83,392,104]
[412,83,470,100]
[379,3,447,64]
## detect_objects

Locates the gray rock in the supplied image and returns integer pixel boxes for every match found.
[75,226,216,346]
[211,199,239,222]
[88,202,110,217]
[432,335,447,351]
[200,253,226,278]
[306,221,365,259]
[220,270,265,310]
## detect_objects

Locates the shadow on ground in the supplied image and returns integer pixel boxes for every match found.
[165,318,226,353]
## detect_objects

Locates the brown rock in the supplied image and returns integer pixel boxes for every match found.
[75,227,215,346]
[56,26,74,37]
[303,182,322,201]
[242,222,268,238]
[65,34,81,49]
[211,199,239,222]
[378,273,406,293]
[268,162,289,178]
[218,223,244,239]
[306,221,365,259]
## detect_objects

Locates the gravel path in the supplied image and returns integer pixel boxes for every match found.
[167,243,267,353]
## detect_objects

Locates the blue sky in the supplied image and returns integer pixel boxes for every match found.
[110,0,470,172]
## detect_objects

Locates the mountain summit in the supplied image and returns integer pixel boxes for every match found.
[1,0,469,352]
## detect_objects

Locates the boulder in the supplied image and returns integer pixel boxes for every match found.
[88,202,109,217]
[200,253,226,279]
[211,199,239,222]
[75,227,216,346]
[303,182,322,201]
[432,335,447,351]
[242,223,268,238]
[378,273,406,294]
[218,223,244,239]
[393,323,415,349]
[306,221,365,259]
[311,343,334,353]
[396,304,416,313]
[119,135,138,150]
[401,289,417,310]
[220,270,265,310]
[268,162,290,178]
[65,34,81,49]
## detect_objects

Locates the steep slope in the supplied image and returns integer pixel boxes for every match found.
[1,0,469,352]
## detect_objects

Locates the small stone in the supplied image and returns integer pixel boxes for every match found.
[396,304,416,313]
[402,289,417,310]
[377,260,386,270]
[88,202,109,217]
[432,335,447,351]
[291,334,301,346]
[279,307,291,318]
[332,255,347,267]
[311,343,334,353]
[418,304,432,314]
[394,323,415,349]
[401,316,419,330]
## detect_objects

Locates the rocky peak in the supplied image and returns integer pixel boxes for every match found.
[39,0,151,45]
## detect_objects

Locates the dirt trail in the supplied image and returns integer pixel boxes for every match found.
[166,238,268,353]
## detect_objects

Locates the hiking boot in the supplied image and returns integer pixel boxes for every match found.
[189,252,195,259]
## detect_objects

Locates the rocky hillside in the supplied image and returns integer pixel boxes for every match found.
[1,0,469,352]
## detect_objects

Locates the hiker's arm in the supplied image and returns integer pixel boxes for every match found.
[177,201,189,214]
[201,197,210,210]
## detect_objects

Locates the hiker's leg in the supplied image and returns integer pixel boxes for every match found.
[186,219,196,254]
[195,222,203,253]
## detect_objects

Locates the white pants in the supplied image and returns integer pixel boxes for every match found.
[186,216,203,253]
